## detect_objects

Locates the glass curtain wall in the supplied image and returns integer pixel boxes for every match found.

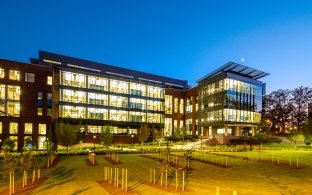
[59,70,164,123]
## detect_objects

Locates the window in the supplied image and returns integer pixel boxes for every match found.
[164,118,172,136]
[9,70,20,80]
[0,84,5,99]
[38,108,42,116]
[0,68,4,78]
[0,122,2,134]
[47,109,52,116]
[174,98,178,113]
[38,136,46,150]
[180,99,184,114]
[25,73,35,82]
[39,124,46,134]
[24,123,33,134]
[47,93,52,108]
[7,102,20,117]
[7,85,20,100]
[38,92,43,107]
[165,95,172,114]
[47,76,53,85]
[10,122,18,134]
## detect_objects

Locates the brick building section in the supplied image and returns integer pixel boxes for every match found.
[0,59,53,150]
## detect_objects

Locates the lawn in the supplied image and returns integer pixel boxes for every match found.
[0,149,312,194]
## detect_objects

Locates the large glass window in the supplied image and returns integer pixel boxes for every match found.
[39,124,46,134]
[61,71,86,88]
[0,68,4,78]
[147,100,163,111]
[165,95,172,114]
[0,122,2,134]
[110,110,128,121]
[89,93,108,105]
[129,98,146,110]
[0,85,5,99]
[130,83,146,96]
[38,136,46,150]
[147,86,164,99]
[110,79,128,94]
[88,76,108,91]
[9,136,18,150]
[110,95,128,108]
[25,73,35,82]
[47,93,52,108]
[24,123,33,134]
[60,105,86,118]
[88,108,108,120]
[129,111,146,122]
[61,89,86,103]
[9,70,20,81]
[147,113,162,123]
[10,122,18,134]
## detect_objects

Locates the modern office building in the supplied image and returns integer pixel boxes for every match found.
[0,51,269,150]
[197,62,269,143]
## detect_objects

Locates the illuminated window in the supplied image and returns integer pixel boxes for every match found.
[130,83,146,96]
[164,118,172,136]
[47,109,52,116]
[60,105,86,118]
[0,85,5,99]
[147,113,162,123]
[174,98,178,113]
[9,70,20,80]
[39,124,46,134]
[7,102,20,117]
[180,99,184,114]
[38,108,43,116]
[61,71,86,88]
[110,110,128,121]
[47,76,53,85]
[165,95,172,114]
[47,93,52,108]
[38,136,46,150]
[0,68,5,78]
[88,76,108,91]
[25,73,35,82]
[7,85,20,100]
[24,123,33,134]
[110,95,128,108]
[0,122,2,134]
[10,122,18,134]
[110,79,129,94]
[129,111,146,122]
[89,93,108,105]
[38,92,43,107]
[9,136,18,150]
[0,102,5,116]
[174,120,178,129]
[147,86,164,99]
[61,89,86,103]
[88,108,108,120]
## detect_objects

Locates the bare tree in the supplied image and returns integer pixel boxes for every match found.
[290,86,312,130]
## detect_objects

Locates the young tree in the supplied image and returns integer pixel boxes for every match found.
[137,123,150,146]
[302,121,312,145]
[174,127,186,141]
[1,151,16,194]
[100,125,113,148]
[288,132,304,148]
[23,137,36,151]
[55,122,76,153]
[2,138,15,152]
[20,150,34,187]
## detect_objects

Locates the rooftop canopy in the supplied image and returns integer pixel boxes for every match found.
[197,61,270,83]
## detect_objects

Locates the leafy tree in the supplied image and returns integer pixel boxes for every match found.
[23,137,36,151]
[2,138,15,152]
[288,132,304,148]
[302,121,312,145]
[137,123,150,146]
[1,151,16,194]
[174,127,186,141]
[290,86,312,130]
[55,122,76,153]
[100,125,113,148]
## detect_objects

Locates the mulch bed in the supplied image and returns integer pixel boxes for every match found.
[96,180,139,195]
[145,182,191,193]
[84,158,100,166]
[139,155,196,171]
[42,157,60,169]
[103,157,123,165]
[0,177,48,195]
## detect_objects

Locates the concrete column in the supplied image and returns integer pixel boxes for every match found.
[224,124,228,136]
[251,127,255,136]
[234,126,240,136]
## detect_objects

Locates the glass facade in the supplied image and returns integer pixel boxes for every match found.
[58,70,165,124]
[199,77,263,126]
[0,85,20,117]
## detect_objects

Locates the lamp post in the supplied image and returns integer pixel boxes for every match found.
[131,134,134,148]
[200,133,203,149]
[249,130,252,151]
[93,135,96,151]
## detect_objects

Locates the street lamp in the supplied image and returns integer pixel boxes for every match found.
[93,135,96,151]
[131,134,134,147]
[249,130,252,151]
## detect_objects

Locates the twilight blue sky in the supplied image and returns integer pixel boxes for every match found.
[1,0,312,93]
